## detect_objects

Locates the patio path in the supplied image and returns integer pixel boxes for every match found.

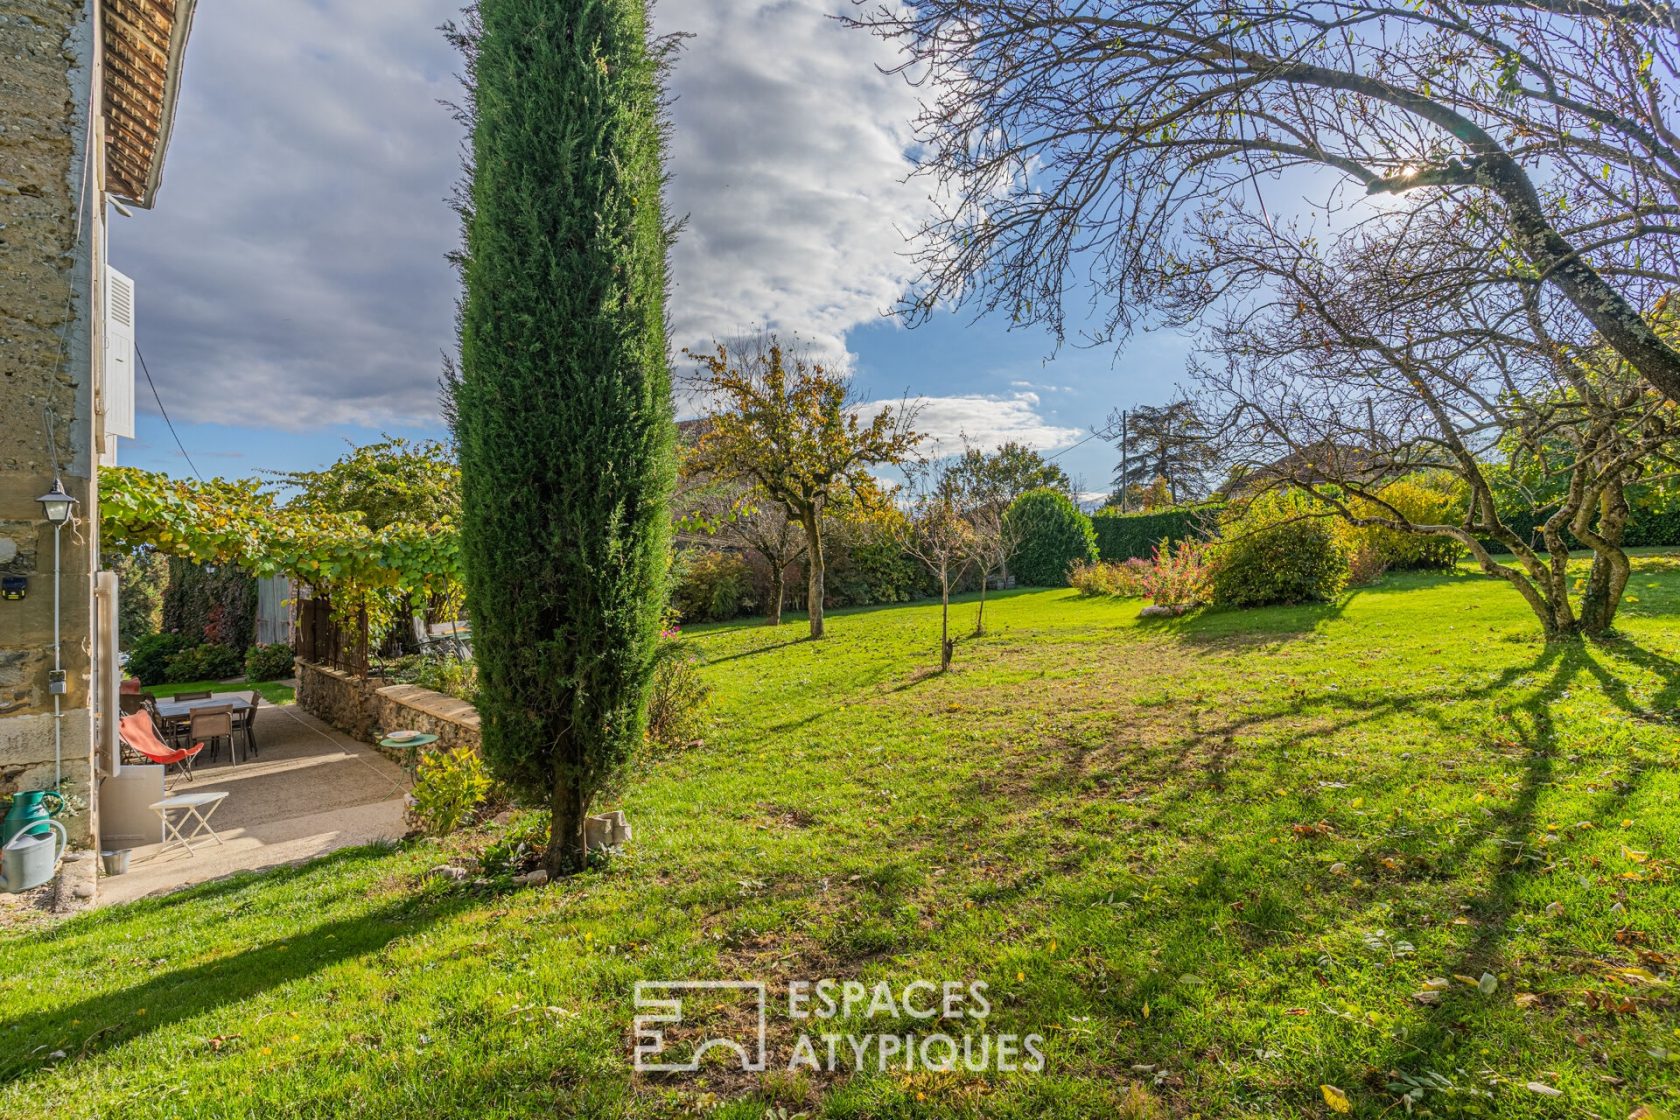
[98,702,410,906]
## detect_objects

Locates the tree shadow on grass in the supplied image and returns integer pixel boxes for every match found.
[1139,598,1351,653]
[0,877,501,1083]
[702,636,812,666]
[1583,635,1680,723]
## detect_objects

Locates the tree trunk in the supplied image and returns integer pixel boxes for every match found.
[767,567,785,626]
[802,510,826,639]
[546,775,588,877]
[1576,481,1632,638]
[939,579,954,671]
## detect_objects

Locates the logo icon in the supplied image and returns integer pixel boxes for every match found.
[633,981,767,1072]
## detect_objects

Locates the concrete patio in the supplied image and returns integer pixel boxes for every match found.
[98,701,411,906]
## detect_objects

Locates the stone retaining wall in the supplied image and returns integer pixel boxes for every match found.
[374,683,480,755]
[296,660,480,761]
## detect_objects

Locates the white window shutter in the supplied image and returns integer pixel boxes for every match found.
[104,266,137,441]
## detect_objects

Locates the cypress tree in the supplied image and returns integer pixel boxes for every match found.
[449,0,676,875]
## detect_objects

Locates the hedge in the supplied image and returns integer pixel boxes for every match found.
[1091,504,1224,562]
[1481,506,1680,554]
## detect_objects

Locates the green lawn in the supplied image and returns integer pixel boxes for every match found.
[145,677,296,705]
[4,560,1678,1118]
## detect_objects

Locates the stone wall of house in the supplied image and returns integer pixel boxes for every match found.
[0,0,98,844]
[296,661,481,763]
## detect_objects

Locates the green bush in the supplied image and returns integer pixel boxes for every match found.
[125,631,193,685]
[243,643,296,681]
[409,746,492,837]
[1091,505,1223,561]
[645,639,710,749]
[671,549,756,622]
[163,642,245,683]
[1213,492,1348,608]
[1005,488,1099,587]
[824,507,923,607]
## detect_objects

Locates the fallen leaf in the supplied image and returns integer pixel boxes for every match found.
[1321,1084,1352,1113]
[1479,972,1499,995]
[1514,992,1541,1008]
[1525,1081,1563,1097]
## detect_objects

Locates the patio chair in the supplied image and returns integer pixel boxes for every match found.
[118,710,203,789]
[143,695,186,748]
[190,704,236,765]
[231,691,261,758]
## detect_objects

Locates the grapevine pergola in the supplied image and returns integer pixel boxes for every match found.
[101,467,462,671]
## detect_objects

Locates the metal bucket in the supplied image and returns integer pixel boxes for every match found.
[100,849,131,876]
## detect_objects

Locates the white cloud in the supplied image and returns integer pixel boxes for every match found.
[904,393,1084,458]
[659,0,931,360]
[118,0,933,430]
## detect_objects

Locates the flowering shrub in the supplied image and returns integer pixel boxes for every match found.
[1139,540,1214,607]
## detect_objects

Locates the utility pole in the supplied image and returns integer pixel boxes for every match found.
[1119,409,1129,512]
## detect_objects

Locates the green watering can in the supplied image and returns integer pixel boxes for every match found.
[3,790,65,847]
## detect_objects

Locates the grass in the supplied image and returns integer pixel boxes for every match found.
[4,557,1678,1118]
[145,677,296,705]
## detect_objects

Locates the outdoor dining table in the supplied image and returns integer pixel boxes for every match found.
[153,692,259,762]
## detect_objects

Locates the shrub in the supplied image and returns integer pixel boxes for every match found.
[1005,488,1098,587]
[1344,539,1391,587]
[243,643,295,681]
[671,549,756,623]
[1140,540,1214,607]
[646,638,710,749]
[1213,492,1349,608]
[1069,558,1151,597]
[414,655,478,702]
[126,631,193,685]
[385,652,479,701]
[1338,474,1466,572]
[409,746,492,837]
[162,641,244,684]
[823,506,922,607]
[1091,504,1223,561]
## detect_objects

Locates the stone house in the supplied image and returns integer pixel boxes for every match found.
[1,0,196,845]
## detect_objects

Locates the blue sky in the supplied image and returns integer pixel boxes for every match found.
[114,0,1198,499]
